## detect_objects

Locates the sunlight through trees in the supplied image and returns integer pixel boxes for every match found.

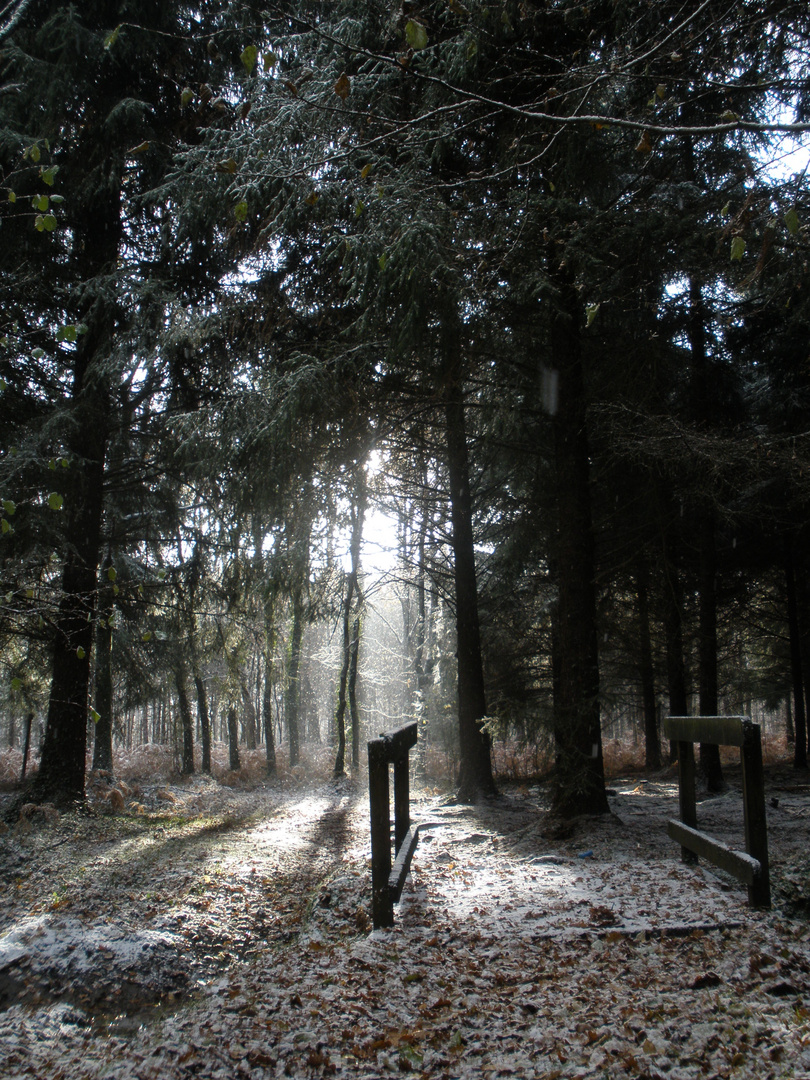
[1,0,809,812]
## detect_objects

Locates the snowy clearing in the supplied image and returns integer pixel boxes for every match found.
[1,763,810,1079]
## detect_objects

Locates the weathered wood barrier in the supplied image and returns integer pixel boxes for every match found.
[368,721,419,929]
[664,715,771,908]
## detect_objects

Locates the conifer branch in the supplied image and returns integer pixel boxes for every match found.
[0,0,35,43]
[268,3,810,140]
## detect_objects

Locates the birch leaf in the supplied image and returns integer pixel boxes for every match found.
[405,20,428,50]
[240,45,258,75]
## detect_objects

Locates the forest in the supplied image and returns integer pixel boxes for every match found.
[3,4,810,1078]
[1,0,810,812]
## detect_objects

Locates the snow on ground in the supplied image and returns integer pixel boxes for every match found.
[1,766,810,1078]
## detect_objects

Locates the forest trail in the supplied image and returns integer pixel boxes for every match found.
[0,773,368,1019]
[2,767,810,1078]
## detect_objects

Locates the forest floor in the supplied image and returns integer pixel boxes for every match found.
[1,750,810,1079]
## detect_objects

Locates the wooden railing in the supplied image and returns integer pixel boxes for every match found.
[664,715,771,908]
[368,721,419,929]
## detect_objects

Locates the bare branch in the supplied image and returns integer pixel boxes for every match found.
[267,3,810,140]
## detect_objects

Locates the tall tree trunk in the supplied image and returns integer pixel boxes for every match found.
[697,508,725,789]
[334,571,355,777]
[441,312,496,802]
[335,476,365,776]
[549,275,608,817]
[685,273,725,790]
[240,671,258,751]
[349,614,362,769]
[194,675,212,774]
[91,570,115,773]
[175,666,194,775]
[20,713,33,782]
[227,705,241,772]
[287,590,304,769]
[785,538,808,768]
[263,624,277,775]
[35,409,107,804]
[414,505,431,776]
[659,507,689,764]
[26,37,124,805]
[794,552,810,765]
[635,561,660,770]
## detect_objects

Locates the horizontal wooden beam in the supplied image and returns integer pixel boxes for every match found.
[667,819,761,885]
[369,721,418,764]
[664,715,749,747]
[389,824,419,902]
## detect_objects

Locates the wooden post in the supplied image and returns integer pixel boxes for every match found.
[368,738,393,929]
[677,739,698,864]
[393,754,410,852]
[741,721,771,908]
[368,722,419,929]
[664,716,771,909]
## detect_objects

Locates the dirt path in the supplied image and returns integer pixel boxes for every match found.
[0,774,369,1023]
[2,767,810,1078]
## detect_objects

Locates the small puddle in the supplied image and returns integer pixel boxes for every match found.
[88,994,190,1038]
[0,964,192,1040]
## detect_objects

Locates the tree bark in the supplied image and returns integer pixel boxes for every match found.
[20,712,33,782]
[22,7,124,806]
[635,561,660,769]
[240,670,258,751]
[414,505,431,776]
[263,626,277,775]
[34,406,107,805]
[194,674,212,774]
[175,666,195,775]
[794,552,810,765]
[659,508,689,763]
[227,705,241,772]
[441,312,496,803]
[287,590,304,769]
[785,538,808,768]
[335,477,365,776]
[349,614,362,769]
[333,572,355,777]
[697,508,725,790]
[549,275,608,817]
[685,274,725,791]
[91,572,115,774]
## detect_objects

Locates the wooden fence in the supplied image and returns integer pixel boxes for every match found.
[368,721,420,929]
[664,715,771,908]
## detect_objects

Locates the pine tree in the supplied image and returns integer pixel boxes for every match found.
[0,0,263,803]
